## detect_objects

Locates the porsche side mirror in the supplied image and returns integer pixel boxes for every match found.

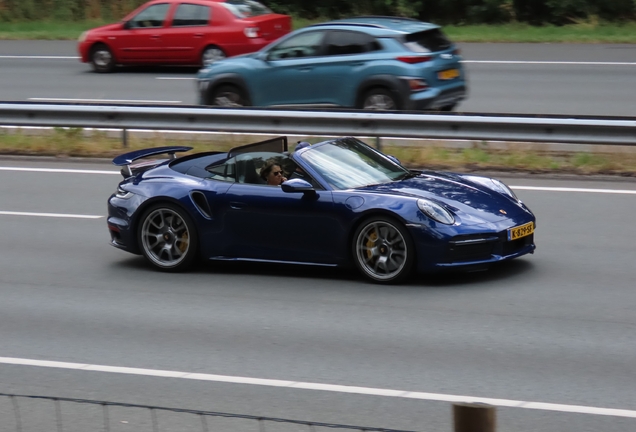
[281,178,314,193]
[387,154,401,165]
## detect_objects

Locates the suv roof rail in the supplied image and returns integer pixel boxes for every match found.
[308,16,421,29]
[308,22,387,29]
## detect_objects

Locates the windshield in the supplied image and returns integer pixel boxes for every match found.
[221,0,272,18]
[298,137,410,190]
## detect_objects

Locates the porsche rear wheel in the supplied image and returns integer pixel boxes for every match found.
[138,203,198,272]
[353,216,414,284]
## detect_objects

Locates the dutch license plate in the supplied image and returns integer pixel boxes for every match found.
[438,68,460,80]
[507,222,534,241]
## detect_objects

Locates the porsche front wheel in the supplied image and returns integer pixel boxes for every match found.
[353,216,414,284]
[138,204,198,272]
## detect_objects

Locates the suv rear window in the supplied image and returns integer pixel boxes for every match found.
[221,0,272,18]
[402,28,452,53]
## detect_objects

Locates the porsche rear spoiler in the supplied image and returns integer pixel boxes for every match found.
[112,146,192,178]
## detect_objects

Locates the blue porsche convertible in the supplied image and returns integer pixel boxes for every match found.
[107,136,536,283]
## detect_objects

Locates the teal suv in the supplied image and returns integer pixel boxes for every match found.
[196,16,466,111]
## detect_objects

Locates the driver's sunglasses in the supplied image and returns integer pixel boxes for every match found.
[272,170,283,176]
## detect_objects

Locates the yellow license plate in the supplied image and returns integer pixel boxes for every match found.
[438,69,460,80]
[507,222,534,241]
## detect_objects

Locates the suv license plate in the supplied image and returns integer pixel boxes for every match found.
[507,222,534,241]
[438,69,460,80]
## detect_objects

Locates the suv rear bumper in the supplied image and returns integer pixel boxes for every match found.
[407,83,467,111]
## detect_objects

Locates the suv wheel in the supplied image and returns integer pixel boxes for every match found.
[210,85,249,107]
[361,88,398,111]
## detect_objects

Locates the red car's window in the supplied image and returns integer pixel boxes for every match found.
[172,3,211,27]
[128,3,171,28]
[221,0,272,18]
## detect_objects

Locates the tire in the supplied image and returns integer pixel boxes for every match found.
[201,45,227,67]
[210,85,249,107]
[90,43,116,73]
[137,203,198,272]
[352,216,415,284]
[360,88,398,111]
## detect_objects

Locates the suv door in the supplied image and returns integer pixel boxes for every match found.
[310,30,383,106]
[115,2,172,62]
[250,30,327,106]
[162,2,212,63]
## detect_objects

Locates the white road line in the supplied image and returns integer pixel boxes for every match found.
[156,77,196,80]
[0,55,79,59]
[0,356,635,419]
[0,211,103,219]
[0,167,119,175]
[28,98,183,104]
[3,55,636,66]
[511,186,636,194]
[462,60,636,66]
[1,167,635,195]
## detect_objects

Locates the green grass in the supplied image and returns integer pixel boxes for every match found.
[2,18,636,43]
[2,129,635,176]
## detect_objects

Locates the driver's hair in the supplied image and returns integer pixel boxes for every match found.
[260,159,281,181]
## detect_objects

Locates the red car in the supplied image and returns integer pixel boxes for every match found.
[78,0,291,72]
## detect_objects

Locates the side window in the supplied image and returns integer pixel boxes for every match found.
[324,31,382,56]
[172,4,210,27]
[206,160,236,182]
[267,31,325,60]
[128,3,171,28]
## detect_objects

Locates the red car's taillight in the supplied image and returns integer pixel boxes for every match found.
[396,55,432,64]
[244,27,261,38]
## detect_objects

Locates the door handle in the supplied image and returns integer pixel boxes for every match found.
[230,202,247,210]
[298,67,312,72]
[194,33,204,38]
[150,35,160,39]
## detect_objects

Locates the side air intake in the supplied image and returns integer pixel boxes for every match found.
[190,191,212,219]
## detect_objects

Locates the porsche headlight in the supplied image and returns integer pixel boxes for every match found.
[490,178,519,201]
[115,186,133,199]
[417,199,455,225]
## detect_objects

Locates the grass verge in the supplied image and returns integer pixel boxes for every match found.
[1,19,636,43]
[2,128,636,177]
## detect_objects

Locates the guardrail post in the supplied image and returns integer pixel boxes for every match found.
[453,403,496,432]
[375,136,382,152]
[122,128,129,148]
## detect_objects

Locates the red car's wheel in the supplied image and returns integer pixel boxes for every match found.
[90,43,115,73]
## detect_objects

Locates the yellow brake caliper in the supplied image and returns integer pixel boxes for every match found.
[366,230,378,259]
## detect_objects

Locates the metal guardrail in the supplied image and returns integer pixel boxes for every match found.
[1,102,636,146]
[1,393,418,432]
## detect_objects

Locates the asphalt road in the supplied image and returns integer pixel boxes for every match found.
[1,41,636,116]
[1,160,636,431]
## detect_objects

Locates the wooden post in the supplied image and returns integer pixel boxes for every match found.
[453,403,496,432]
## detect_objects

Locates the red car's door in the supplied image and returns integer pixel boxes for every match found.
[161,2,213,63]
[114,2,172,62]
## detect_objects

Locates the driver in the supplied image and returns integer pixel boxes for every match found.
[260,160,287,186]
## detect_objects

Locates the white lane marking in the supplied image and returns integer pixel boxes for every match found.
[463,60,636,66]
[512,186,636,194]
[0,211,103,219]
[0,167,119,175]
[28,97,182,104]
[0,357,635,419]
[3,55,635,66]
[0,55,79,59]
[1,167,635,195]
[156,77,196,80]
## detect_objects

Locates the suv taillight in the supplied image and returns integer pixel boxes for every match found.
[244,27,261,38]
[396,55,432,64]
